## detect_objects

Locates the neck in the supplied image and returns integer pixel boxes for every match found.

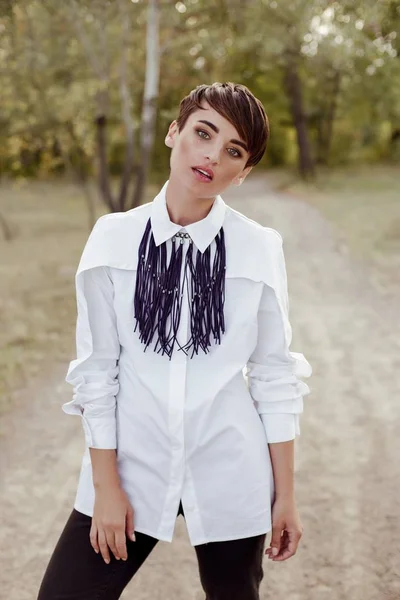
[165,176,216,226]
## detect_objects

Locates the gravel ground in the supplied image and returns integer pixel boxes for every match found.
[1,174,399,599]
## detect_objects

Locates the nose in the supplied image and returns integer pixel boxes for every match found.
[205,153,220,165]
[205,146,222,164]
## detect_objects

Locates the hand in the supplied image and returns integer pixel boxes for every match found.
[90,485,136,564]
[264,495,303,561]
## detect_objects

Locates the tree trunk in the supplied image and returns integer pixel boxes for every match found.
[116,0,135,212]
[95,109,115,212]
[316,70,341,165]
[131,0,160,210]
[65,121,96,231]
[283,53,315,179]
[325,70,340,162]
[67,3,116,213]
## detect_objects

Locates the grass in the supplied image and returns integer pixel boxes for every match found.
[0,178,160,414]
[266,163,400,297]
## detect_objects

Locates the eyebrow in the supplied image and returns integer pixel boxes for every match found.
[196,120,248,152]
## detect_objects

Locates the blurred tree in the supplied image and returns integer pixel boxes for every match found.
[0,0,398,209]
[131,0,160,209]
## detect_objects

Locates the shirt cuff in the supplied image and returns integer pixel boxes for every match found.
[81,414,117,449]
[260,413,300,443]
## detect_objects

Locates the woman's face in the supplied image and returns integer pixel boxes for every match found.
[165,101,253,197]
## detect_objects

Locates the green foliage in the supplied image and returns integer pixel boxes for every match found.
[0,0,399,179]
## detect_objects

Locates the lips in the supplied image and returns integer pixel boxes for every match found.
[192,166,214,180]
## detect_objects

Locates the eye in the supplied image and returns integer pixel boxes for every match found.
[196,128,210,140]
[195,128,243,158]
[228,147,242,158]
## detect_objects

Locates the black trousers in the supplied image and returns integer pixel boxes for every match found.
[37,501,266,600]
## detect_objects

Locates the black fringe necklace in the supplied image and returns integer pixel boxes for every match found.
[133,217,226,359]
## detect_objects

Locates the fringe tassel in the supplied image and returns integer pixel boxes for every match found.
[133,217,226,359]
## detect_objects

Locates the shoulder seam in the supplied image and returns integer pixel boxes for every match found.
[226,206,283,242]
[95,203,151,223]
[263,226,283,243]
[226,206,264,230]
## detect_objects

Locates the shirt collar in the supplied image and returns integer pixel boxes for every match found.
[150,180,227,254]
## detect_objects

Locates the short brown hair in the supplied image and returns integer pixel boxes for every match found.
[176,82,270,169]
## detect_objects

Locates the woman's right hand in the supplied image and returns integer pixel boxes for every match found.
[90,485,136,564]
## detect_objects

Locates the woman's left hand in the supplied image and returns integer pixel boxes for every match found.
[264,495,303,561]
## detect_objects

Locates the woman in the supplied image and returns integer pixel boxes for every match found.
[37,81,312,600]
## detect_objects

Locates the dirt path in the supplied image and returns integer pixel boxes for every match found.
[1,174,399,600]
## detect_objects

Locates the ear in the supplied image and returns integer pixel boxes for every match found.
[165,119,178,149]
[234,166,253,186]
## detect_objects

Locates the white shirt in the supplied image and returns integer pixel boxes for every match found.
[63,180,312,546]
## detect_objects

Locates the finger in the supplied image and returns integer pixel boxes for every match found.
[105,528,120,560]
[271,539,296,561]
[284,529,302,556]
[126,508,136,542]
[269,526,283,556]
[115,530,128,561]
[272,531,300,561]
[266,545,288,559]
[272,547,295,561]
[89,521,99,554]
[98,529,111,564]
[267,531,288,558]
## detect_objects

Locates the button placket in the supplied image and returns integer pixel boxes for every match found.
[158,234,191,540]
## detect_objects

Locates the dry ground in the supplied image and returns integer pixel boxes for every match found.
[1,171,399,599]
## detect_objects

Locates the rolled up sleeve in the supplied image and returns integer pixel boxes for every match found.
[245,235,312,444]
[62,265,120,449]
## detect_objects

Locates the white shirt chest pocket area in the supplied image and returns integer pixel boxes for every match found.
[223,272,264,330]
[110,262,266,329]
